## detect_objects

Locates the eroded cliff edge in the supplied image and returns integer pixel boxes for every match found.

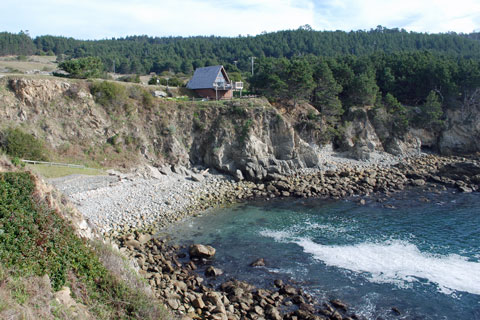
[1,76,478,181]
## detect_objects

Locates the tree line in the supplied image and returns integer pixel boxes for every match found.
[250,51,480,137]
[2,26,480,75]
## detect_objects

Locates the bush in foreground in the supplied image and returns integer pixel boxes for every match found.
[0,171,168,319]
[0,128,49,161]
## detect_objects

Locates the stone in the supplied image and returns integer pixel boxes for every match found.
[279,285,297,296]
[458,185,473,193]
[364,177,376,187]
[411,179,426,186]
[292,295,305,305]
[273,279,283,288]
[330,299,347,311]
[299,303,315,313]
[253,305,264,315]
[392,306,401,315]
[191,173,205,182]
[124,239,141,250]
[234,170,244,181]
[162,261,175,274]
[167,298,180,310]
[189,244,216,259]
[205,266,224,277]
[330,311,343,320]
[137,233,152,244]
[265,305,282,320]
[250,258,266,267]
[192,297,206,309]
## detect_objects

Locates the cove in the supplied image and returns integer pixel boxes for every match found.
[167,189,480,319]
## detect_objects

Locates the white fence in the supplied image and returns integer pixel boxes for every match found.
[21,159,85,169]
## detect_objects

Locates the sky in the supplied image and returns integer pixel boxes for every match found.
[1,0,480,39]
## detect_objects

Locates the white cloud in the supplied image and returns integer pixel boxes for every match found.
[0,0,479,39]
[312,0,480,33]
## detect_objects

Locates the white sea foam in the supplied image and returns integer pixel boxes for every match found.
[259,229,293,242]
[260,228,480,296]
[259,220,356,241]
[296,239,480,296]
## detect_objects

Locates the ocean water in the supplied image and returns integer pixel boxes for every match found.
[167,189,480,319]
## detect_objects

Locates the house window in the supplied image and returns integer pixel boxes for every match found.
[215,72,226,85]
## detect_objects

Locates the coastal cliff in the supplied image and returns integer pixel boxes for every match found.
[0,76,478,180]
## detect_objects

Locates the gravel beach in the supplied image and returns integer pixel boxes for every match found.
[48,166,238,235]
[49,150,478,238]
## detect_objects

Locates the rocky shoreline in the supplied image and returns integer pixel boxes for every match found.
[118,234,358,320]
[50,153,480,239]
[51,152,480,320]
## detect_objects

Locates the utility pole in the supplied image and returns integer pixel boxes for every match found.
[250,57,256,76]
[233,60,238,69]
[113,60,115,74]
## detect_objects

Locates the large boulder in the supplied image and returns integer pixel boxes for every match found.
[189,244,216,259]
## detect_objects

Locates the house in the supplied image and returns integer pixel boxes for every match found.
[187,65,234,100]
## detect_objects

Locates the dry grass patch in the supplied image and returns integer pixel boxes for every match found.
[0,55,57,74]
[27,164,105,179]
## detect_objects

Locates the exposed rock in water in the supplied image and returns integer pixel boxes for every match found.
[205,266,223,277]
[189,244,216,259]
[250,258,266,267]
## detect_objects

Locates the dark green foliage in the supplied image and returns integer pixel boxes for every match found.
[381,93,409,135]
[252,51,480,134]
[0,31,35,56]
[237,119,253,144]
[0,172,105,290]
[59,56,104,79]
[286,58,316,106]
[90,81,126,109]
[0,128,49,161]
[148,76,183,87]
[250,58,289,100]
[0,172,164,318]
[4,27,480,75]
[345,71,379,107]
[413,90,444,129]
[148,76,160,85]
[141,89,154,108]
[312,60,343,120]
[118,74,140,83]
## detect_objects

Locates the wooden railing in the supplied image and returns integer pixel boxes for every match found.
[21,160,86,169]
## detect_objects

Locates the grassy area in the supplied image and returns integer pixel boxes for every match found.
[0,55,57,74]
[0,171,168,319]
[27,164,105,178]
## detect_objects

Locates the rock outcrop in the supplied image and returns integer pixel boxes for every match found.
[438,89,480,154]
[2,76,479,183]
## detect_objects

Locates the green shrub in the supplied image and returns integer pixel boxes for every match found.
[148,76,183,87]
[142,89,154,108]
[118,74,140,83]
[59,57,104,79]
[0,172,166,319]
[90,81,126,109]
[0,128,49,161]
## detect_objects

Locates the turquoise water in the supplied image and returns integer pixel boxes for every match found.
[168,189,480,319]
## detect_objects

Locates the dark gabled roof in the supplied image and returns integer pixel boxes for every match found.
[187,65,229,89]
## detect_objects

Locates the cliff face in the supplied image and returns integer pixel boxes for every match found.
[0,77,478,181]
[438,90,480,154]
[0,77,325,180]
